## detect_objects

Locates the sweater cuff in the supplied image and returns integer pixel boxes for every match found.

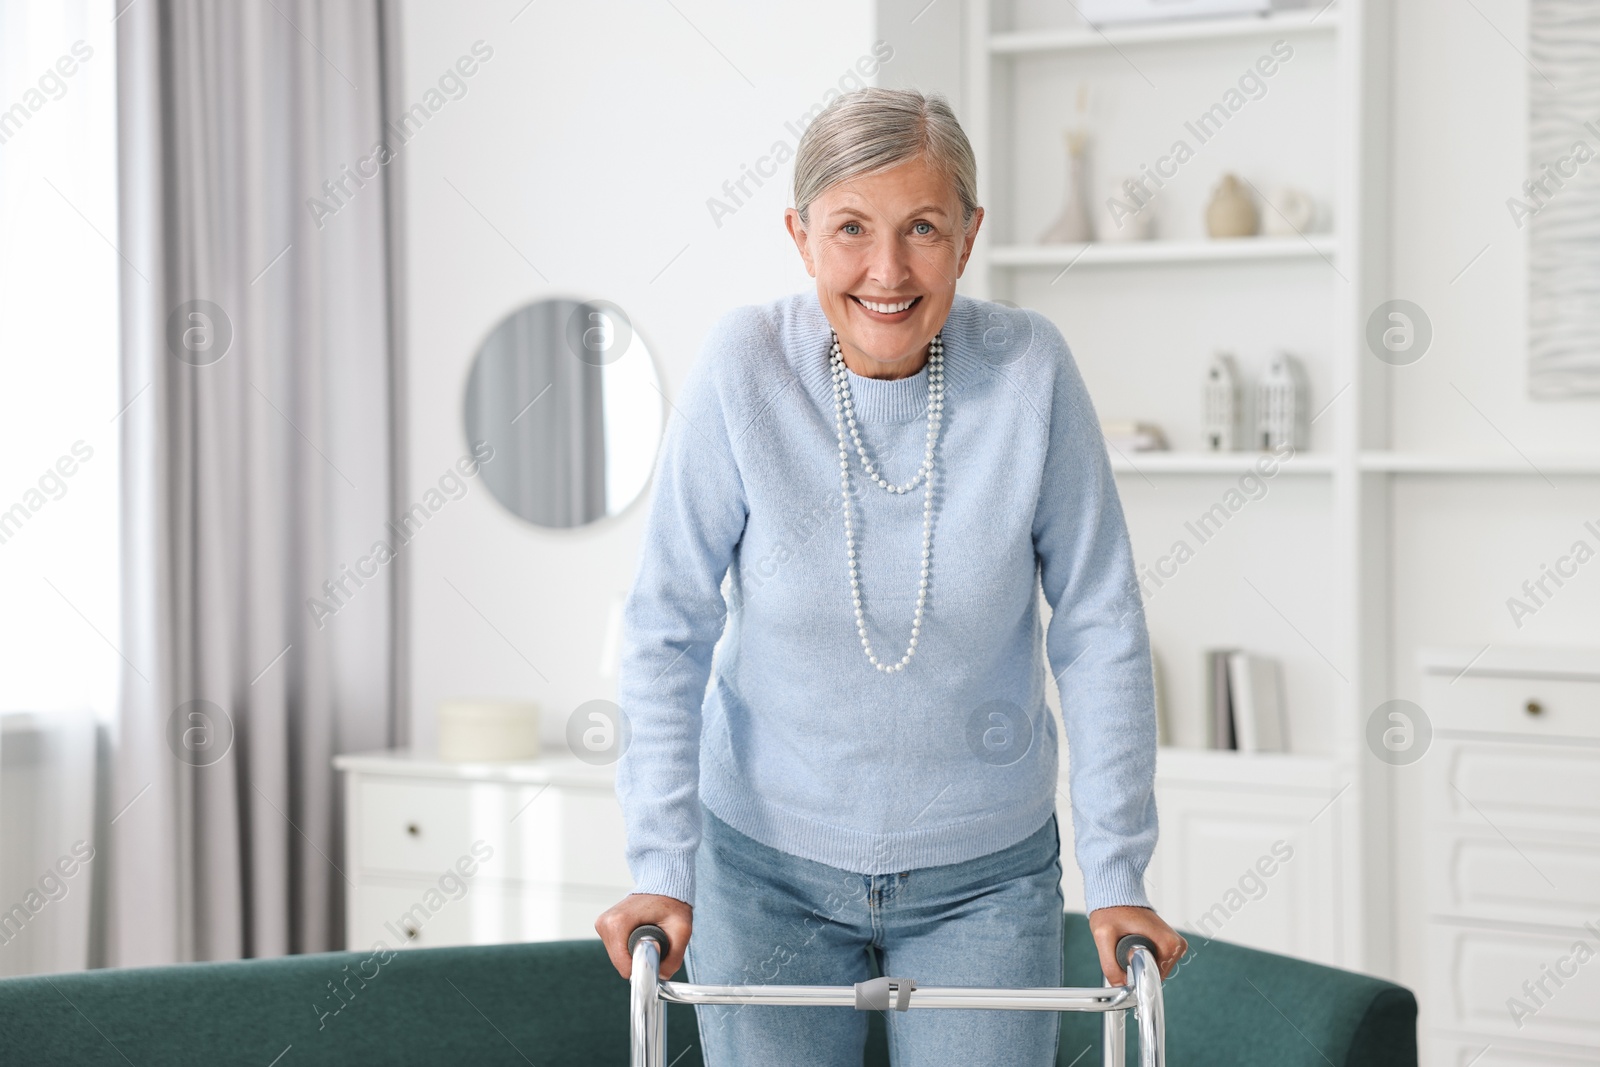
[1082,861,1153,914]
[630,849,698,907]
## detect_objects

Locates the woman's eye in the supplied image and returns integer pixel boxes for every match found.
[913,222,934,235]
[843,222,863,235]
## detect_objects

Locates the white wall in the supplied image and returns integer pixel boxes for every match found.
[1387,0,1600,455]
[1385,0,1600,1009]
[396,0,876,753]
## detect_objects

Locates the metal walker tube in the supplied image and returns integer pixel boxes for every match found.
[626,926,1164,1067]
[1103,972,1127,1067]
[628,930,667,1065]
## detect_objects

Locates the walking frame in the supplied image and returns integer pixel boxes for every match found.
[625,924,1165,1066]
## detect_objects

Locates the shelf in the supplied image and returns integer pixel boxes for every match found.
[1359,452,1600,475]
[990,8,1338,56]
[1111,451,1600,477]
[1155,745,1342,789]
[1111,452,1600,476]
[1109,451,1334,474]
[989,235,1338,269]
[333,748,616,787]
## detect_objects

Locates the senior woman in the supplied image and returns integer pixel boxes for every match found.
[596,87,1185,1065]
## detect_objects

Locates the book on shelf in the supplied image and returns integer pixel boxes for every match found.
[1205,648,1237,750]
[1228,651,1288,753]
[1101,419,1169,453]
[1203,647,1289,753]
[1152,645,1170,746]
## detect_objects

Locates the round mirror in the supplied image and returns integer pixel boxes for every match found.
[464,297,664,529]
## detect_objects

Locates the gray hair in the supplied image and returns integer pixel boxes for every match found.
[793,87,979,231]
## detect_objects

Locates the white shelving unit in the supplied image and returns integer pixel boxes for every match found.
[961,0,1391,974]
[989,233,1337,268]
[1359,451,1600,475]
[990,7,1336,54]
[1109,449,1334,475]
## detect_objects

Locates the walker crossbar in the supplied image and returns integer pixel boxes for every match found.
[625,924,1166,1067]
[658,981,1133,1012]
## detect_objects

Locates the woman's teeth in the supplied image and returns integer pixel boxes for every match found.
[855,296,918,314]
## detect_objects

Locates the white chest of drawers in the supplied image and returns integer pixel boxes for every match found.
[1418,646,1600,1066]
[333,749,633,951]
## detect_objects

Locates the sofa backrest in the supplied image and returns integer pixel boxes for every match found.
[0,914,1415,1066]
[0,939,655,1066]
[1058,913,1418,1067]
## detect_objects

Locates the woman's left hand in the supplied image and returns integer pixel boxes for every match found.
[1087,905,1188,984]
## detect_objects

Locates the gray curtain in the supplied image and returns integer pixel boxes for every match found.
[110,0,405,964]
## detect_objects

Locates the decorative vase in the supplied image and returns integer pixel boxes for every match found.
[1262,185,1316,236]
[1100,174,1155,242]
[1205,173,1258,238]
[1041,129,1095,244]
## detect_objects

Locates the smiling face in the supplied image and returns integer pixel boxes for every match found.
[785,154,983,380]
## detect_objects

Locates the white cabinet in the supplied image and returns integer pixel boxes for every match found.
[1431,1036,1600,1067]
[334,750,633,951]
[1418,647,1600,1066]
[1057,745,1350,966]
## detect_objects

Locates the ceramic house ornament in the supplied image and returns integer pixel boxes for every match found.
[1256,351,1308,450]
[1203,352,1241,451]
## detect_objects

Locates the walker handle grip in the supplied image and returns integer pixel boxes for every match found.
[1115,934,1158,972]
[628,924,671,957]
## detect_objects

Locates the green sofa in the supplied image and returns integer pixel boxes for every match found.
[0,913,1415,1065]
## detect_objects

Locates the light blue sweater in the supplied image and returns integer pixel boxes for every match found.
[614,289,1158,914]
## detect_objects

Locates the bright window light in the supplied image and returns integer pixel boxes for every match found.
[0,0,120,720]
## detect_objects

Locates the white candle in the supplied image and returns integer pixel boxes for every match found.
[436,700,542,762]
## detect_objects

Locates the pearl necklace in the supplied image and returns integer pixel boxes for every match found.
[829,329,945,673]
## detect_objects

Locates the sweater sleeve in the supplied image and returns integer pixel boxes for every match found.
[1027,310,1159,914]
[612,313,750,907]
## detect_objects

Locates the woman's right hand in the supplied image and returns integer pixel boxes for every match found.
[596,892,694,980]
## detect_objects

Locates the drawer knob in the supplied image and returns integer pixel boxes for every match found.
[1525,700,1543,717]
[406,822,420,837]
[402,922,419,940]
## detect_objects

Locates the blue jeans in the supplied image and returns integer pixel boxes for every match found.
[685,803,1066,1066]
